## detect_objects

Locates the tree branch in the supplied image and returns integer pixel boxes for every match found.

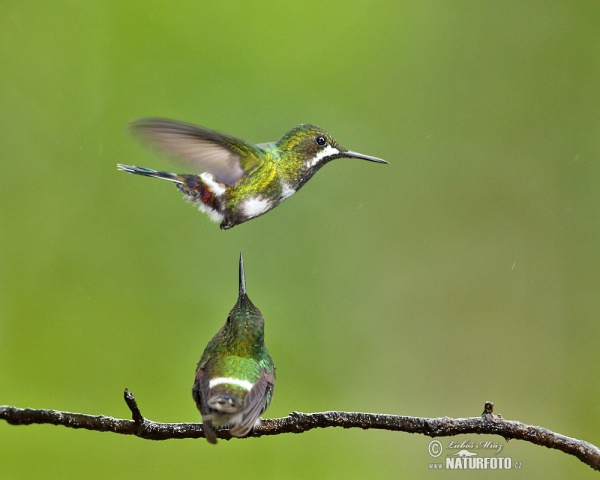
[1,391,598,471]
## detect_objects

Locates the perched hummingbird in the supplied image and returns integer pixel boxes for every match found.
[192,254,275,444]
[118,118,388,229]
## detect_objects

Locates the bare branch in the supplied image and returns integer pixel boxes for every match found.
[1,392,598,472]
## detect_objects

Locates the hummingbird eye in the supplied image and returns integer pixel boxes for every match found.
[315,135,327,147]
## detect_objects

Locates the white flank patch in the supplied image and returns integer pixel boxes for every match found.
[280,182,296,201]
[242,196,271,218]
[185,195,224,223]
[209,377,254,391]
[197,203,225,223]
[306,145,340,168]
[200,172,226,196]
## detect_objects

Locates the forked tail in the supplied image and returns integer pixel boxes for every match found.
[117,164,182,183]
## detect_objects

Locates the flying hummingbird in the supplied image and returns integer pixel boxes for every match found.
[192,254,275,444]
[118,118,388,229]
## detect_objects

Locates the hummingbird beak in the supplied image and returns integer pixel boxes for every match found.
[239,253,247,295]
[343,150,388,164]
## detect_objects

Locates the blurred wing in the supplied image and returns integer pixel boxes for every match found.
[129,118,263,186]
[230,370,275,438]
[192,367,212,416]
[193,367,218,444]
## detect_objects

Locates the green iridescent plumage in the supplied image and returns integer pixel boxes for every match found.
[192,254,275,444]
[118,118,388,229]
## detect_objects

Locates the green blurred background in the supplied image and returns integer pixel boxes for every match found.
[1,1,599,478]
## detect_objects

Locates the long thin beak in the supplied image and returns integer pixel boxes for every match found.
[344,150,388,164]
[239,252,246,295]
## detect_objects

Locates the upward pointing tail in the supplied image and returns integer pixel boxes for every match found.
[117,164,182,183]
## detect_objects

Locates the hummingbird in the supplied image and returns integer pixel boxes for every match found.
[192,253,275,444]
[118,118,388,229]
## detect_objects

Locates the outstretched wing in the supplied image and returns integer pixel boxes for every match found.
[129,118,263,186]
[230,370,275,438]
[192,367,218,444]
